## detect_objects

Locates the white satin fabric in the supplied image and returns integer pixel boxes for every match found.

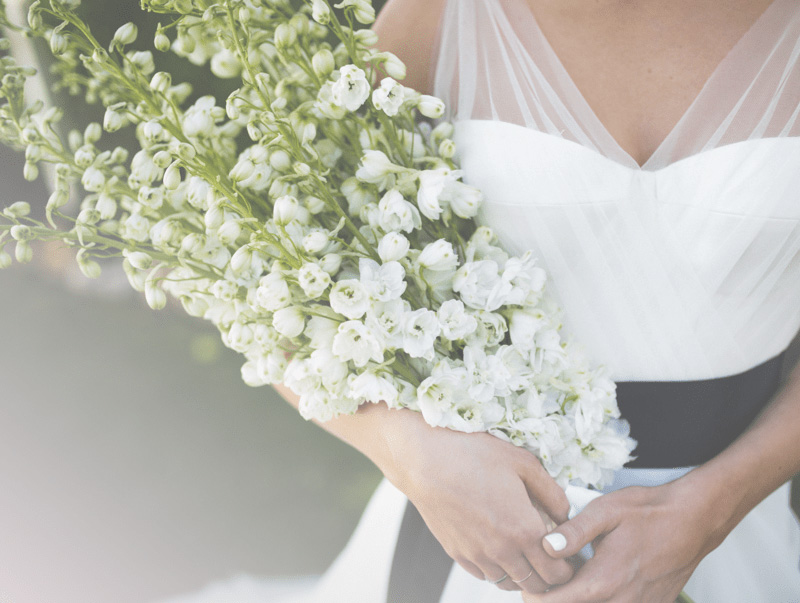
[161,0,800,601]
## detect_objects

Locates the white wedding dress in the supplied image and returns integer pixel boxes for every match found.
[163,0,800,601]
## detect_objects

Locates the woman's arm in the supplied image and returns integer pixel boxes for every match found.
[273,383,574,595]
[523,357,800,603]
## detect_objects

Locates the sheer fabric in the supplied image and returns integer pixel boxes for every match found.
[432,0,800,380]
[432,0,800,171]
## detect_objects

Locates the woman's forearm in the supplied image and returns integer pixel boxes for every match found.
[272,383,427,486]
[680,357,800,545]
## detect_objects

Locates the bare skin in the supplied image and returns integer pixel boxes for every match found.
[271,1,800,601]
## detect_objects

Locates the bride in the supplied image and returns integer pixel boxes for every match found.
[172,0,800,601]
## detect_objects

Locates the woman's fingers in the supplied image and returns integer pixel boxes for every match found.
[542,498,618,559]
[519,458,570,524]
[478,560,522,591]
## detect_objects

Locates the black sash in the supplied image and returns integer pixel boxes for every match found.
[386,352,786,602]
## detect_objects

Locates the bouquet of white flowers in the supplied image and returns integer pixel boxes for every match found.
[0,0,635,490]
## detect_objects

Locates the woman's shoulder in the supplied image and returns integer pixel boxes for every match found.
[372,0,448,95]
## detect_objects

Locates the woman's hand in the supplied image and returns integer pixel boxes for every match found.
[522,476,724,602]
[379,409,575,595]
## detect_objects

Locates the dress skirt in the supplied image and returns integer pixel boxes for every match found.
[280,472,800,603]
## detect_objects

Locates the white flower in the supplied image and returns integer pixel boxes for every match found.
[378,231,410,262]
[438,299,478,341]
[332,321,384,367]
[447,180,483,219]
[330,279,370,319]
[298,262,332,298]
[334,0,376,24]
[341,177,377,215]
[331,65,371,112]
[81,166,106,193]
[224,321,254,354]
[453,260,511,311]
[417,240,458,272]
[306,312,340,350]
[356,150,401,190]
[182,96,222,138]
[309,348,350,391]
[365,298,408,348]
[303,230,330,255]
[350,371,400,406]
[255,273,291,311]
[315,81,348,120]
[416,169,450,220]
[311,0,332,25]
[359,258,407,302]
[372,77,405,116]
[273,306,306,338]
[418,95,446,119]
[378,189,421,233]
[465,310,508,347]
[273,195,299,225]
[112,23,138,48]
[255,350,289,385]
[416,361,471,427]
[402,308,441,360]
[130,150,162,186]
[509,308,545,350]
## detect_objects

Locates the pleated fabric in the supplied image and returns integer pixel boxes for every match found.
[433,0,800,380]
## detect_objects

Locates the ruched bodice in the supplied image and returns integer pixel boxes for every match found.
[455,122,800,379]
[434,0,800,380]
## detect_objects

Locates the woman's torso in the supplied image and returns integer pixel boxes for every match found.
[428,0,800,381]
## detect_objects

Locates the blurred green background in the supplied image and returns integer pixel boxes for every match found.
[0,2,390,603]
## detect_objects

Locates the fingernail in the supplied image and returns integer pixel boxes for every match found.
[544,533,567,552]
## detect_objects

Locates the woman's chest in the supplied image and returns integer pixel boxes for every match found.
[519,0,777,166]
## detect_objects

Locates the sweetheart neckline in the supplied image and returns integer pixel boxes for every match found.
[454,118,800,174]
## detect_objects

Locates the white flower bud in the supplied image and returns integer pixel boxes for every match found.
[163,162,182,190]
[112,23,138,48]
[153,150,173,169]
[23,162,39,181]
[439,139,456,159]
[312,49,335,77]
[379,52,406,80]
[378,232,410,262]
[217,220,243,246]
[126,251,153,271]
[15,241,32,264]
[154,30,170,52]
[269,149,292,172]
[274,23,297,51]
[77,250,101,279]
[305,195,325,214]
[84,122,102,144]
[180,233,205,255]
[143,120,164,143]
[150,71,171,93]
[273,195,299,225]
[354,29,378,46]
[81,166,105,193]
[302,230,329,255]
[10,225,32,241]
[319,253,342,275]
[49,31,68,56]
[47,188,70,212]
[418,95,446,119]
[230,159,255,183]
[418,240,458,271]
[145,279,167,310]
[273,306,305,338]
[103,106,125,132]
[180,294,208,318]
[96,192,117,220]
[0,249,12,269]
[311,0,331,24]
[4,201,30,218]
